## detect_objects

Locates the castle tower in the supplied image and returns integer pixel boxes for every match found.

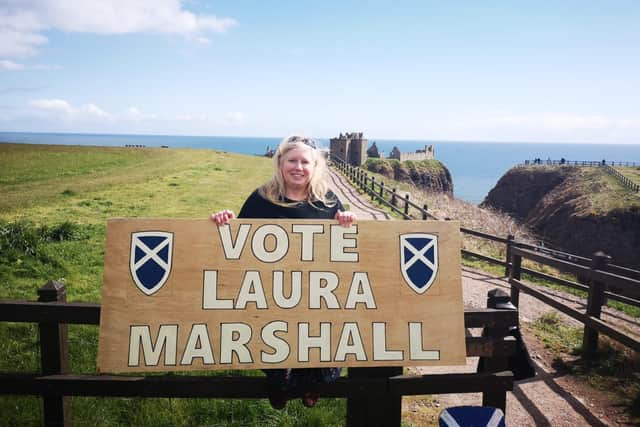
[330,132,368,166]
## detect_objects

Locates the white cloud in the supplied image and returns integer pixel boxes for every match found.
[0,59,61,70]
[123,106,156,121]
[29,98,113,120]
[223,111,245,126]
[29,98,74,115]
[0,60,24,70]
[175,113,207,121]
[82,103,111,118]
[0,0,237,58]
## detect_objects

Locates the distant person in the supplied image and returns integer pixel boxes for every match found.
[560,157,566,165]
[211,135,356,409]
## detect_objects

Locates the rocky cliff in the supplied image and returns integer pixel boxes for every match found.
[364,159,453,195]
[482,166,640,268]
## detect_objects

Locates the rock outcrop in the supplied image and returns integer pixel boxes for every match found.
[364,159,453,195]
[482,166,640,268]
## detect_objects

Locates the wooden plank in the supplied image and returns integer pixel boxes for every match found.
[0,371,514,398]
[0,301,100,324]
[463,309,518,329]
[461,250,506,267]
[0,303,520,330]
[98,219,467,373]
[389,371,513,395]
[513,248,640,298]
[466,336,517,357]
[510,278,640,351]
[461,228,509,244]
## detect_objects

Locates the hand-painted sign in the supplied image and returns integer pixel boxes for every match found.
[97,219,465,373]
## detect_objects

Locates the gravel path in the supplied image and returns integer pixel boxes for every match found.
[328,165,638,426]
[327,166,391,220]
[410,267,631,426]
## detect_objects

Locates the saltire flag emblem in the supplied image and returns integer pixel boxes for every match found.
[400,233,438,294]
[439,406,505,427]
[130,231,173,296]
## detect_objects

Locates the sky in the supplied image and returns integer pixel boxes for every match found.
[1,0,639,144]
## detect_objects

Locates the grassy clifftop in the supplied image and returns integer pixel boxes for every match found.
[364,158,453,194]
[483,165,640,267]
[0,143,350,426]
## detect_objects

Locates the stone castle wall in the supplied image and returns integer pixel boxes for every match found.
[389,145,434,162]
[330,134,434,166]
[330,132,368,166]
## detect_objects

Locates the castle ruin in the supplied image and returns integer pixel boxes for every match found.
[389,145,434,162]
[329,132,435,166]
[329,132,368,166]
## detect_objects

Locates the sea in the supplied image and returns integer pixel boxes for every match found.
[1,131,639,204]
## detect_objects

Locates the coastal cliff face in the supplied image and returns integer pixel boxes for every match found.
[482,166,640,267]
[364,159,453,195]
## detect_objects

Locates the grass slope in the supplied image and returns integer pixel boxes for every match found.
[0,143,350,426]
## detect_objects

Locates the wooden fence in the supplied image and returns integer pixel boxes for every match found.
[602,164,640,192]
[522,159,639,167]
[330,155,640,357]
[517,159,640,192]
[0,283,518,426]
[508,248,640,358]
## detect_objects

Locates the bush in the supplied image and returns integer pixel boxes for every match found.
[0,220,88,260]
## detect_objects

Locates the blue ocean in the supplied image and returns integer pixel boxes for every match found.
[2,131,639,204]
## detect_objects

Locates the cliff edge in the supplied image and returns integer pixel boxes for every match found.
[364,158,453,195]
[482,166,640,268]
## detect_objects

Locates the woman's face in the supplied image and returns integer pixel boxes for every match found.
[280,147,316,191]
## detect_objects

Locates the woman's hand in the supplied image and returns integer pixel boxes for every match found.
[210,209,235,225]
[335,210,357,228]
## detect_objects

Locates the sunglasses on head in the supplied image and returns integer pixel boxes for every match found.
[285,136,317,149]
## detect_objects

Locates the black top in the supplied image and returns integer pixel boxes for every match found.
[238,189,344,219]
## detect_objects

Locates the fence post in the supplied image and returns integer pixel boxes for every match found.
[422,204,428,220]
[38,280,72,427]
[480,289,515,412]
[380,181,385,198]
[370,176,376,199]
[347,367,402,427]
[391,188,397,207]
[403,194,410,216]
[582,251,611,360]
[509,252,522,308]
[504,234,515,277]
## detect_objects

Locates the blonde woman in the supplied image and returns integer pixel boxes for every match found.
[211,135,356,409]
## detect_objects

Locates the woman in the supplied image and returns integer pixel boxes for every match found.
[211,135,356,409]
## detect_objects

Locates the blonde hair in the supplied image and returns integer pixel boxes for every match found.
[259,135,337,208]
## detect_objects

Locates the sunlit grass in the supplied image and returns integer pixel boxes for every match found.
[0,143,348,426]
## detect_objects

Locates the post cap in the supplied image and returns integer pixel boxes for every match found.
[487,288,516,310]
[38,280,66,301]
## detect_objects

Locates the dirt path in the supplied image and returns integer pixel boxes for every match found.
[408,267,631,426]
[327,166,391,220]
[328,165,637,426]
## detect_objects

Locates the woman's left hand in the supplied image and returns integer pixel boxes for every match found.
[335,210,357,227]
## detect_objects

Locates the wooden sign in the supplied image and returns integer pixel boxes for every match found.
[97,219,466,373]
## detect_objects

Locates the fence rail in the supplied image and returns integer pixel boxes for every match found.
[522,159,639,167]
[0,284,518,426]
[330,155,640,344]
[602,164,640,192]
[508,248,640,357]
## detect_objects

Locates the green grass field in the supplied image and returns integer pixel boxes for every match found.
[0,143,352,426]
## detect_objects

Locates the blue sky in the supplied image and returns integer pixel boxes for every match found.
[1,0,639,143]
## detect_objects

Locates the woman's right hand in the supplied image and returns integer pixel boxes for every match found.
[210,209,235,225]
